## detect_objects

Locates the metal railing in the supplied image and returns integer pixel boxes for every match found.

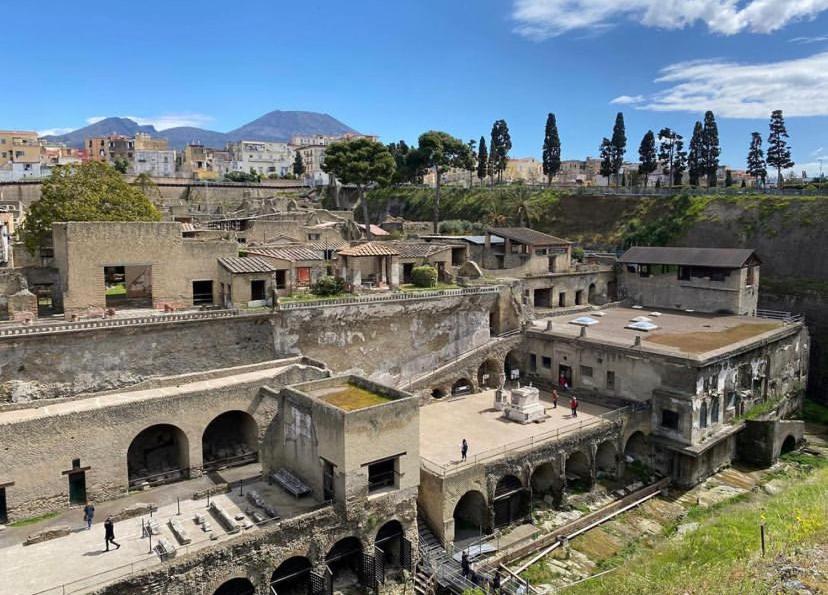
[277,285,502,311]
[756,309,805,324]
[421,407,629,477]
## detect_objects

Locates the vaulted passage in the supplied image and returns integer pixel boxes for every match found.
[213,577,255,595]
[477,359,502,389]
[127,424,189,488]
[595,440,618,477]
[271,556,312,595]
[202,410,258,471]
[624,431,649,465]
[565,450,591,492]
[375,520,404,570]
[451,378,472,396]
[530,462,561,500]
[453,490,489,542]
[493,474,528,528]
[326,537,363,590]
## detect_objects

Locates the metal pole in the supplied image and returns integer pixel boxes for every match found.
[240,478,244,496]
[760,523,766,557]
[177,497,180,516]
[207,491,211,508]
[148,530,153,554]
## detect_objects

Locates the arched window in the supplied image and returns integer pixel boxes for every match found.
[710,397,720,425]
[699,401,708,429]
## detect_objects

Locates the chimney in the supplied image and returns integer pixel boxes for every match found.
[634,335,642,347]
[579,326,587,338]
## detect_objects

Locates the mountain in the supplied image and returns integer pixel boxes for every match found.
[42,110,359,149]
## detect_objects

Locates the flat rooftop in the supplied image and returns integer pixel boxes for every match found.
[307,382,392,411]
[0,464,324,595]
[530,307,790,361]
[419,388,613,472]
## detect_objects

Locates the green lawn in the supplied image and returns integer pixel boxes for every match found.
[399,282,459,292]
[104,283,126,297]
[803,399,828,425]
[9,511,60,528]
[567,465,828,594]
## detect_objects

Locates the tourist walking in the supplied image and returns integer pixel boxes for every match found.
[570,395,578,417]
[461,551,470,578]
[461,438,469,462]
[492,569,502,594]
[104,516,120,551]
[551,389,559,409]
[83,502,95,530]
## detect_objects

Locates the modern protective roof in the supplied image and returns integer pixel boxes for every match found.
[390,241,452,259]
[218,256,278,274]
[338,242,399,257]
[619,246,759,268]
[246,246,323,262]
[420,234,504,246]
[487,227,571,246]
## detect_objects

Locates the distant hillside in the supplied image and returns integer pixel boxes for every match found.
[42,110,359,149]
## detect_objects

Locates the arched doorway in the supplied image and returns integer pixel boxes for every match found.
[202,410,259,471]
[530,462,561,499]
[213,577,255,595]
[431,387,448,400]
[326,537,363,589]
[781,435,797,455]
[504,351,520,382]
[588,283,597,304]
[493,475,528,527]
[595,441,617,477]
[624,432,649,465]
[375,520,404,574]
[271,556,312,595]
[478,359,502,389]
[127,424,189,488]
[453,490,489,542]
[565,451,592,492]
[451,378,472,396]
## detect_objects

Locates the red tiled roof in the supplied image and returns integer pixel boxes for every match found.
[337,242,399,257]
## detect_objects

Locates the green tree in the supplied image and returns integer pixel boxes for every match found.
[599,137,613,183]
[411,265,438,288]
[20,161,161,254]
[490,119,512,183]
[476,136,488,185]
[767,110,794,187]
[112,157,129,174]
[657,128,686,187]
[610,112,627,187]
[702,110,721,187]
[415,131,471,232]
[322,138,396,240]
[542,113,561,186]
[506,183,543,227]
[725,169,733,187]
[688,121,704,187]
[637,130,657,188]
[464,139,478,188]
[746,132,767,187]
[292,151,305,176]
[132,172,161,203]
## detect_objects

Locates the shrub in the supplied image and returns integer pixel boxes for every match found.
[310,276,345,296]
[411,265,438,288]
[572,247,585,262]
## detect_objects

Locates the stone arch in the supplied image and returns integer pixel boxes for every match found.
[595,440,618,476]
[271,556,312,595]
[478,359,502,389]
[431,387,448,400]
[781,434,797,455]
[453,490,489,542]
[565,450,592,492]
[202,410,259,471]
[326,536,364,590]
[127,423,190,488]
[213,577,256,595]
[699,401,708,428]
[624,431,649,465]
[710,397,720,425]
[504,350,520,381]
[588,283,597,304]
[530,462,560,495]
[493,474,528,527]
[375,519,405,570]
[451,378,473,396]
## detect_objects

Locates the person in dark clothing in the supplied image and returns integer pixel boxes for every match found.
[461,551,470,578]
[83,502,95,530]
[104,516,120,551]
[461,438,469,462]
[551,389,559,409]
[570,395,578,417]
[492,569,502,593]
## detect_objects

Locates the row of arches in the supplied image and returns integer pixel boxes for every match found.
[452,432,650,541]
[127,410,259,487]
[212,520,406,595]
[430,357,506,400]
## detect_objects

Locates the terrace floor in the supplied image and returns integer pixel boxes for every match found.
[0,464,323,595]
[419,389,613,470]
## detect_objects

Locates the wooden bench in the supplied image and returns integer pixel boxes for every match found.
[270,468,312,498]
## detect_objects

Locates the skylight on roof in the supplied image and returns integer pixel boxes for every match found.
[631,316,653,323]
[570,316,599,326]
[625,321,659,331]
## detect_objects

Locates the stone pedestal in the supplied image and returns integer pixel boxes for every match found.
[503,385,546,424]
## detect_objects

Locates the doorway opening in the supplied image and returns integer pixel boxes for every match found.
[104,265,152,308]
[558,364,572,388]
[192,280,214,305]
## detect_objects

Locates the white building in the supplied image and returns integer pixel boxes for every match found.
[229,141,294,177]
[133,150,177,177]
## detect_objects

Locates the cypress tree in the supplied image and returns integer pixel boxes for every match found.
[476,136,488,185]
[638,130,657,188]
[702,111,721,187]
[599,138,613,184]
[688,121,704,186]
[767,110,794,187]
[490,120,512,183]
[610,112,627,187]
[542,113,561,187]
[746,132,767,188]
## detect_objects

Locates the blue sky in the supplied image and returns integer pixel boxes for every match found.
[4,0,828,175]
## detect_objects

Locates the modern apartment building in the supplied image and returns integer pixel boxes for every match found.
[0,130,42,180]
[228,140,294,176]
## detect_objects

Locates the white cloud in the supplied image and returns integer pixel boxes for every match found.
[613,51,828,118]
[85,113,213,130]
[38,127,74,137]
[513,0,828,39]
[789,35,828,43]
[610,95,644,105]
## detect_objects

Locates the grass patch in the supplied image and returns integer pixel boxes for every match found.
[802,399,828,425]
[104,283,126,296]
[318,383,391,411]
[399,282,459,292]
[521,560,562,584]
[9,511,60,527]
[567,465,828,594]
[279,292,347,303]
[742,395,785,421]
[644,322,780,354]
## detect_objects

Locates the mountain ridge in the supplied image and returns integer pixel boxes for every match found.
[42,110,359,149]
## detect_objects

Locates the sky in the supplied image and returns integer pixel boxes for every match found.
[3,0,828,175]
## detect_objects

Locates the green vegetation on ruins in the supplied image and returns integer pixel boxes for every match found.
[320,383,391,411]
